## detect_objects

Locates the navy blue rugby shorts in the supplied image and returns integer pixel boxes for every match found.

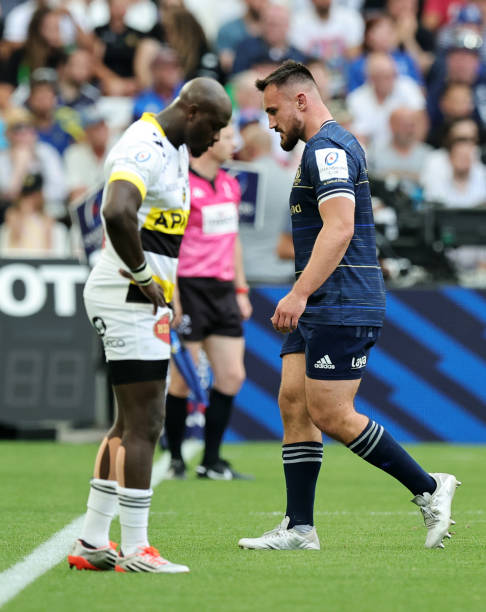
[280,323,381,380]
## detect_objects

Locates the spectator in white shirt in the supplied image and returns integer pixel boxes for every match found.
[420,117,486,208]
[289,0,364,95]
[64,106,112,204]
[0,172,71,258]
[347,51,425,149]
[0,106,67,219]
[368,107,431,187]
[3,0,91,49]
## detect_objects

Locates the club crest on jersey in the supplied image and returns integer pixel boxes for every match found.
[135,150,151,162]
[325,151,338,165]
[154,314,171,344]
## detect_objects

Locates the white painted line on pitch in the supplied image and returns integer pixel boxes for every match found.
[0,439,202,609]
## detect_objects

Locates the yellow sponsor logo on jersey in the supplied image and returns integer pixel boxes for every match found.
[143,208,189,234]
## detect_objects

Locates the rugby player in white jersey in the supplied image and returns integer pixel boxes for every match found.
[68,78,232,574]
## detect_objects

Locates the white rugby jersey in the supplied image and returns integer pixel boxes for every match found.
[84,113,190,306]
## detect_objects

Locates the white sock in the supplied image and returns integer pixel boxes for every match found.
[117,486,153,555]
[293,524,313,534]
[79,478,117,548]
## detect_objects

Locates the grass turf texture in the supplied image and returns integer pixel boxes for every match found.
[1,442,485,612]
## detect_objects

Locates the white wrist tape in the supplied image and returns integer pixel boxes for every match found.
[130,261,153,286]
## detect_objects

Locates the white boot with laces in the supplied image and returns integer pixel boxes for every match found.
[411,472,461,549]
[238,516,320,550]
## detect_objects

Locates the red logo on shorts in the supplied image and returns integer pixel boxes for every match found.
[154,314,171,344]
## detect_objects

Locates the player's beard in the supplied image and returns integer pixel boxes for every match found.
[280,123,301,151]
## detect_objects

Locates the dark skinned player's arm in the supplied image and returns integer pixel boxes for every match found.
[103,179,167,314]
[103,180,145,269]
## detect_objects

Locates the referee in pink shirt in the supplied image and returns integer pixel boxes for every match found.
[164,124,253,480]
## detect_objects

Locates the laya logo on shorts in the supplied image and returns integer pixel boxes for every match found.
[135,150,151,162]
[154,314,171,344]
[351,355,367,369]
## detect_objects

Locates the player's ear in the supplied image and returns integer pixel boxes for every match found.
[186,104,198,122]
[296,93,306,111]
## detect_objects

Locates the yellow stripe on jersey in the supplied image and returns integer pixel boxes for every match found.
[153,276,175,303]
[108,171,147,200]
[141,113,166,137]
[143,208,189,235]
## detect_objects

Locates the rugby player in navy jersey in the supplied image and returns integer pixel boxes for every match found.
[238,61,460,551]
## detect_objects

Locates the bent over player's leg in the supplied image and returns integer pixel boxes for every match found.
[109,364,188,573]
[87,408,124,542]
[68,405,123,571]
[238,351,322,550]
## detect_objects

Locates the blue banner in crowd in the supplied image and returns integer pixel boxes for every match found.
[223,161,266,229]
[72,186,104,264]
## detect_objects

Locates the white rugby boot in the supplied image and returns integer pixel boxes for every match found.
[411,472,461,549]
[238,516,320,550]
[68,539,118,571]
[115,545,189,573]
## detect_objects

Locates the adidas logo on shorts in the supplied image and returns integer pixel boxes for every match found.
[314,355,335,369]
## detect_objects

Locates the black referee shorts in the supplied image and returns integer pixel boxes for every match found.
[177,277,243,342]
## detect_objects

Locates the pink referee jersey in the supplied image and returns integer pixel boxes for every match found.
[177,168,241,280]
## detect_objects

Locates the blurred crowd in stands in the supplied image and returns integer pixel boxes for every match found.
[1,0,486,286]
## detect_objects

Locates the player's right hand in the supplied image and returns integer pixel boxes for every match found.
[119,269,167,315]
[270,290,306,334]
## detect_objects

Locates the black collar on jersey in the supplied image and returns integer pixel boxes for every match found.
[189,166,217,191]
[320,119,336,130]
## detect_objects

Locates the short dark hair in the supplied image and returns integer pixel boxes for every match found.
[255,60,316,92]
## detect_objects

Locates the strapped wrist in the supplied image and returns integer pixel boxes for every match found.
[130,261,153,285]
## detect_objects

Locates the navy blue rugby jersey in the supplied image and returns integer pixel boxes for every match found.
[290,119,386,326]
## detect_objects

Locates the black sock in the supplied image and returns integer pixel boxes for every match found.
[164,393,188,461]
[283,442,323,528]
[347,419,436,496]
[202,388,234,466]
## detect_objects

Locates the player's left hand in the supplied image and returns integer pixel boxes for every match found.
[237,293,253,320]
[271,290,307,333]
[118,269,167,315]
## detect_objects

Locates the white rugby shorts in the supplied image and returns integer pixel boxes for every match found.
[84,295,172,362]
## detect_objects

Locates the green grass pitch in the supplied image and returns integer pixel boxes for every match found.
[1,441,485,612]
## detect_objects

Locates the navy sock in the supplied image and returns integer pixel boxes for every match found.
[283,441,323,528]
[164,393,188,460]
[347,419,436,496]
[203,389,233,466]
